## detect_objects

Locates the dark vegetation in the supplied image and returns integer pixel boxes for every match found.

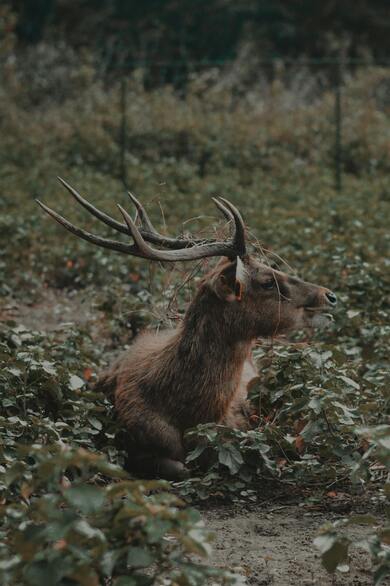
[10,0,390,63]
[0,3,390,585]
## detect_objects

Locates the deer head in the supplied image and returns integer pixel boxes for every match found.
[36,179,337,338]
[200,256,337,340]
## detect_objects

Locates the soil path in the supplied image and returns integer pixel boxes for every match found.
[204,505,376,585]
[1,289,105,334]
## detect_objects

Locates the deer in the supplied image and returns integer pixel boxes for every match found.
[37,178,338,480]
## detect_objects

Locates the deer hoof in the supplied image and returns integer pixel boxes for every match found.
[158,458,189,480]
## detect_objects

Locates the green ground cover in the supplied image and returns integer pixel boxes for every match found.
[0,56,389,584]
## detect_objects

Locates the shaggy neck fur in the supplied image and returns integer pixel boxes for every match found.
[162,286,253,427]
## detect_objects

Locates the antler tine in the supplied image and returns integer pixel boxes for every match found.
[212,196,246,256]
[127,191,157,233]
[57,177,206,250]
[116,203,246,262]
[126,192,209,249]
[125,193,246,255]
[37,187,247,263]
[58,176,129,235]
[117,204,163,260]
[36,199,149,258]
[217,196,246,256]
[212,197,235,223]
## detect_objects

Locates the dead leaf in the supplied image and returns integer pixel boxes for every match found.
[277,458,287,468]
[83,367,93,381]
[295,435,305,453]
[294,419,306,434]
[326,491,338,498]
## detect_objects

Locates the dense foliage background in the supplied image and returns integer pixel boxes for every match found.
[9,0,390,63]
[0,3,389,585]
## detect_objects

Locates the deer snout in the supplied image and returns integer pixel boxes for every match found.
[302,287,337,310]
[325,290,337,306]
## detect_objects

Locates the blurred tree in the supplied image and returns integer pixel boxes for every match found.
[13,0,55,43]
[9,0,390,62]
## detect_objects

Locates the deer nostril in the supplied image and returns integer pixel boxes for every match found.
[325,291,337,305]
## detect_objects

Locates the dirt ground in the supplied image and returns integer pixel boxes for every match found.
[1,289,106,335]
[2,291,387,586]
[204,504,378,585]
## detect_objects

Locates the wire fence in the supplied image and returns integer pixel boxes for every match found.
[113,58,390,194]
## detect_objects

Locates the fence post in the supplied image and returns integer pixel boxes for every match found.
[334,59,342,192]
[120,77,128,189]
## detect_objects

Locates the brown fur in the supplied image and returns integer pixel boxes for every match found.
[96,256,336,479]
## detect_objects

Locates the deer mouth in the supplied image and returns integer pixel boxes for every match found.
[303,306,335,328]
[304,306,335,315]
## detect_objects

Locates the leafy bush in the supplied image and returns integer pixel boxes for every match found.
[183,338,388,485]
[0,324,243,584]
[0,323,121,462]
[0,445,241,585]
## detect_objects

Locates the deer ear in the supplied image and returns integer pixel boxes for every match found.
[234,256,247,301]
[212,257,248,301]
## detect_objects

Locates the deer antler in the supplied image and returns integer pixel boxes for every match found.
[55,177,203,249]
[36,179,247,262]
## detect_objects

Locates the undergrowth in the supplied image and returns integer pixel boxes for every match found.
[0,41,389,584]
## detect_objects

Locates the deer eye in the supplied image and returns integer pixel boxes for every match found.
[261,280,275,290]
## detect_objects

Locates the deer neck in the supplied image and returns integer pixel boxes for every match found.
[173,289,253,425]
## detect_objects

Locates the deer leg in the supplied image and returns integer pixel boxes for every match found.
[223,356,259,430]
[132,456,189,480]
[223,403,251,430]
[223,396,255,430]
[121,414,188,480]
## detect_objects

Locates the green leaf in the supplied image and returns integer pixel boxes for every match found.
[378,437,390,450]
[218,444,244,474]
[127,547,155,568]
[338,375,360,390]
[0,556,21,571]
[69,374,85,390]
[101,550,120,577]
[374,564,390,586]
[2,398,14,407]
[186,443,207,463]
[73,519,105,541]
[6,367,22,377]
[23,559,70,586]
[42,360,57,375]
[337,563,350,573]
[346,514,377,526]
[4,461,26,486]
[64,485,105,514]
[187,528,212,557]
[88,416,103,431]
[145,519,171,543]
[308,397,322,414]
[309,350,332,367]
[347,310,360,319]
[314,534,350,573]
[113,578,138,586]
[114,577,153,586]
